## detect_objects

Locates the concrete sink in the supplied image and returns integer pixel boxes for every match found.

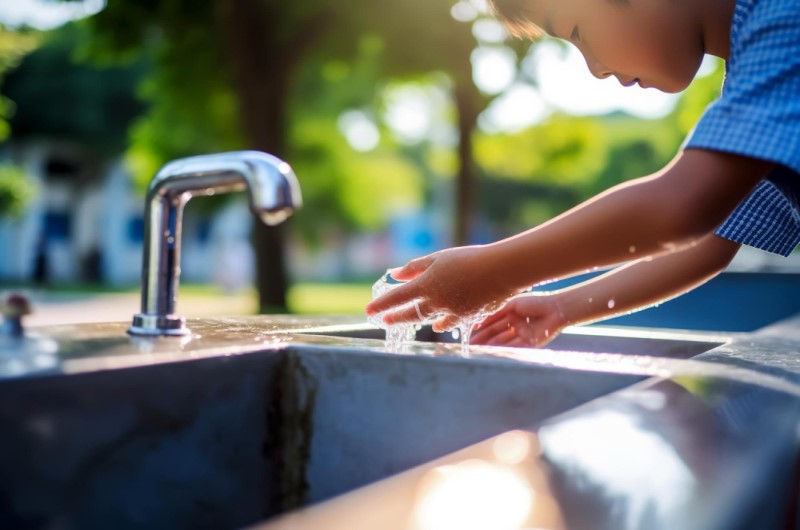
[0,316,732,529]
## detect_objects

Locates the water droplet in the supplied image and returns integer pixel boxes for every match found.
[544,329,549,337]
[525,317,530,324]
[629,245,636,253]
[451,328,461,340]
[588,297,593,303]
[607,299,616,309]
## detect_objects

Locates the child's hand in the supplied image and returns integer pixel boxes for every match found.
[470,293,567,348]
[365,245,518,332]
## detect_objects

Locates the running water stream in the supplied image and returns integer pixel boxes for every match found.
[367,271,499,354]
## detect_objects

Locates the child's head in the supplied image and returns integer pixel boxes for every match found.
[487,0,708,93]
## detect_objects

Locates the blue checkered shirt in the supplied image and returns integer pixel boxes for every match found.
[685,0,800,256]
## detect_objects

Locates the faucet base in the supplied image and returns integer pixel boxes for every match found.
[128,314,190,337]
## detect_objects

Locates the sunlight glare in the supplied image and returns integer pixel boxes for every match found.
[472,18,508,44]
[479,83,550,133]
[0,0,105,29]
[472,46,517,95]
[492,430,535,465]
[451,1,478,22]
[414,459,534,530]
[384,86,433,143]
[527,40,680,118]
[540,410,696,527]
[337,110,380,152]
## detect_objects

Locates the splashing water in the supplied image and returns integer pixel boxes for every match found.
[385,323,416,346]
[367,271,417,350]
[450,306,501,354]
[367,270,504,354]
[457,316,480,352]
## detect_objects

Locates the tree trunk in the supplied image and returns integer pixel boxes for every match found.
[453,82,480,246]
[217,0,293,312]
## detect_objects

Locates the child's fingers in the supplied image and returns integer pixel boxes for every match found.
[484,325,521,346]
[471,316,515,343]
[365,283,417,316]
[507,336,533,348]
[390,255,434,281]
[511,327,557,348]
[432,314,460,333]
[380,302,424,325]
[474,308,509,329]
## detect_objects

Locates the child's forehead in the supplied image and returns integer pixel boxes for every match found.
[521,0,629,37]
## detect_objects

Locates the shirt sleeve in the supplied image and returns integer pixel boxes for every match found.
[715,179,800,256]
[687,0,800,255]
[685,0,800,174]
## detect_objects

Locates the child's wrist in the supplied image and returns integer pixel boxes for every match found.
[484,240,544,296]
[552,289,595,328]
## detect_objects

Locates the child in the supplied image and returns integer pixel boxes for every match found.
[366,0,800,347]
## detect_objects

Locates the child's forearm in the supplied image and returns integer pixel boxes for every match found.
[482,150,769,294]
[551,235,740,326]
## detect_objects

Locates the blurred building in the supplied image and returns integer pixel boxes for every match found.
[0,138,424,288]
[0,140,258,289]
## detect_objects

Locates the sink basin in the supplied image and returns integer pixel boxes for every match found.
[0,318,665,530]
[0,316,744,529]
[303,323,729,359]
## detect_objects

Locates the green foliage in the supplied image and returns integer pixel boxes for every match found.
[287,34,444,240]
[0,164,35,218]
[287,282,372,314]
[0,25,38,142]
[2,23,145,153]
[475,114,610,187]
[674,59,725,135]
[362,0,476,77]
[472,109,686,232]
[63,0,487,246]
[26,0,726,252]
[586,113,681,195]
[125,74,244,191]
[289,115,422,244]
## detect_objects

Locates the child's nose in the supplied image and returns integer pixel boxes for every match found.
[584,57,613,80]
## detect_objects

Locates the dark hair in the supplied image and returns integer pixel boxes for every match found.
[487,0,629,40]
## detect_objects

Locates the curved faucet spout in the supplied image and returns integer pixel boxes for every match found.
[128,151,302,337]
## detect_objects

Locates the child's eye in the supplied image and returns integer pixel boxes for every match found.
[570,26,580,42]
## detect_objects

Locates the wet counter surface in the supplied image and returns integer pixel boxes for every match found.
[0,314,799,529]
[254,316,800,530]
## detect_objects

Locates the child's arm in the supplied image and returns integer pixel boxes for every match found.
[366,149,772,331]
[470,234,740,347]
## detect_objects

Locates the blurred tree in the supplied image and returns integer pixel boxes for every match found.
[76,0,367,311]
[0,24,37,140]
[2,23,146,154]
[75,0,500,310]
[473,114,609,231]
[0,24,38,218]
[673,58,725,135]
[587,112,680,196]
[476,114,610,187]
[473,109,687,234]
[0,164,35,219]
[363,0,481,246]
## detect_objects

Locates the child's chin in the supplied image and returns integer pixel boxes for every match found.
[657,80,692,94]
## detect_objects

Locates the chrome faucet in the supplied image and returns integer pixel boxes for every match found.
[128,151,302,336]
